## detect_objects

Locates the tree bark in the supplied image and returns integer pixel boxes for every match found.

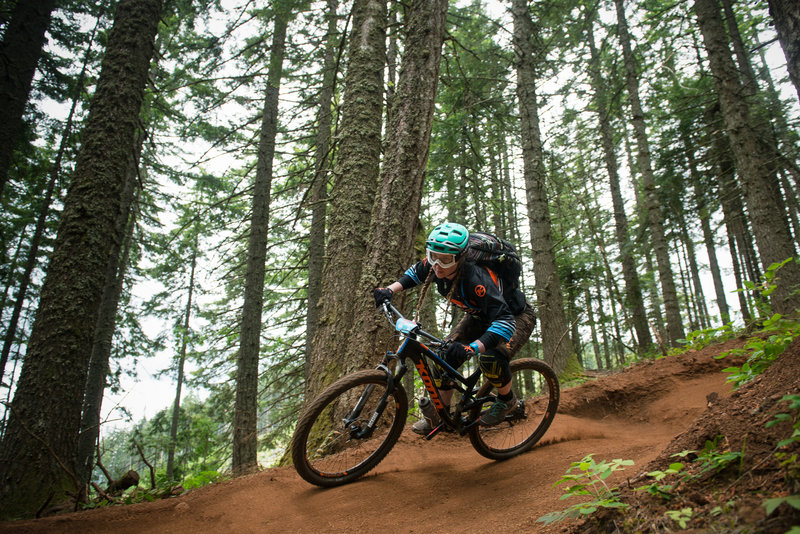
[233,7,290,475]
[0,1,100,390]
[305,0,386,401]
[512,0,576,375]
[0,0,161,519]
[704,103,754,321]
[167,239,197,481]
[695,0,800,314]
[0,0,58,200]
[766,0,800,103]
[351,0,448,369]
[683,127,730,324]
[614,0,685,345]
[76,146,140,494]
[586,8,652,353]
[306,0,339,368]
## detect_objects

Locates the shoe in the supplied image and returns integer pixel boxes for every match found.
[412,418,436,435]
[480,393,518,426]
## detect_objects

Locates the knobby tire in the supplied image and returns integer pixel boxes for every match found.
[291,369,408,487]
[468,358,559,460]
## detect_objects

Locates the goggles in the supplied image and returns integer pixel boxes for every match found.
[426,249,458,268]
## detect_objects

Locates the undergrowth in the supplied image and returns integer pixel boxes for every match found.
[536,261,800,532]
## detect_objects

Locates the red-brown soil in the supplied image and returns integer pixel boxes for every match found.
[2,336,798,533]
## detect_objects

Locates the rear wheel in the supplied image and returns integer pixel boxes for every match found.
[468,358,559,460]
[291,369,408,486]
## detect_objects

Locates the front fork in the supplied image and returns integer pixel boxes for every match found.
[345,352,406,439]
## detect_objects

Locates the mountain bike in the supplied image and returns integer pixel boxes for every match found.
[290,303,560,487]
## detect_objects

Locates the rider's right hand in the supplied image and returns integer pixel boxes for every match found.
[373,287,393,308]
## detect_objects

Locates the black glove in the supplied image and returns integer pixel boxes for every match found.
[444,342,475,369]
[373,287,393,308]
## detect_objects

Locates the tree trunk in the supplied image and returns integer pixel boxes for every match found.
[721,0,793,239]
[766,0,800,103]
[512,0,576,376]
[306,0,339,367]
[0,0,161,519]
[586,9,652,353]
[584,287,603,369]
[167,240,196,482]
[233,8,289,475]
[350,0,448,369]
[0,11,100,386]
[76,144,140,494]
[695,0,800,314]
[677,209,710,329]
[305,0,386,401]
[0,0,58,200]
[704,103,754,321]
[683,128,730,324]
[614,0,685,345]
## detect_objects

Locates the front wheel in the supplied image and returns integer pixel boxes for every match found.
[291,369,408,486]
[468,358,559,460]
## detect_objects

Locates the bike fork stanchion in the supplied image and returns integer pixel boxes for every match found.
[344,383,375,426]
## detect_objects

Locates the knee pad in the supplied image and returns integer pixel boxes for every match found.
[479,352,511,388]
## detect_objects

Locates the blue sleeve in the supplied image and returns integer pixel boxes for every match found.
[397,260,431,290]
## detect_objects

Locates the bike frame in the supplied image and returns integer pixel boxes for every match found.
[361,303,497,439]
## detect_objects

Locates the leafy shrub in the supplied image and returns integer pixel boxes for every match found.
[537,455,632,525]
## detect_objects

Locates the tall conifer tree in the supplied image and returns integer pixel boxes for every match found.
[0,0,162,518]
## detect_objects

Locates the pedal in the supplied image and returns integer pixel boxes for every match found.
[425,422,445,440]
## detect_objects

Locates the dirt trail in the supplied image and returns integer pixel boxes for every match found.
[2,340,744,534]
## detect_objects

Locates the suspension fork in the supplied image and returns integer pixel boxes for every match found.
[347,352,407,439]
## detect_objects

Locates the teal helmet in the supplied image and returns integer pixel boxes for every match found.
[426,222,469,255]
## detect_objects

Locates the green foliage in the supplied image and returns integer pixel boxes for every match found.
[716,259,800,387]
[766,395,800,449]
[183,470,225,490]
[97,394,231,491]
[537,455,633,525]
[664,507,693,529]
[716,313,800,387]
[636,461,685,499]
[676,323,734,352]
[695,437,744,476]
[763,495,800,516]
[767,394,800,490]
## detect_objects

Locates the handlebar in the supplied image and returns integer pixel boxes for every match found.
[380,303,444,346]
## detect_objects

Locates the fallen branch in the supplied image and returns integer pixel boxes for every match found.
[106,470,140,495]
[91,482,114,503]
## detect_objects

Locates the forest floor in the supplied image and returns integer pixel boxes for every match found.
[2,335,799,533]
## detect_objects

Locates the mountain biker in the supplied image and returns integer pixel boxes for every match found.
[373,222,536,434]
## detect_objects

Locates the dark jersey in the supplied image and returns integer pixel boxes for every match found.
[397,259,524,351]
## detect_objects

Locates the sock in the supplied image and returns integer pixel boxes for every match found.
[498,390,514,403]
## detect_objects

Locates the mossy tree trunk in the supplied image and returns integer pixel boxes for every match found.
[0,0,161,519]
[305,0,339,370]
[305,0,387,402]
[585,6,652,354]
[512,0,577,376]
[233,6,290,475]
[766,0,800,103]
[350,0,448,370]
[0,0,57,199]
[614,0,685,346]
[695,0,800,315]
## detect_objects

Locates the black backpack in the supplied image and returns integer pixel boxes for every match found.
[465,232,523,289]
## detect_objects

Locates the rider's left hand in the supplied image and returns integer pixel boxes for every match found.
[444,342,474,368]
